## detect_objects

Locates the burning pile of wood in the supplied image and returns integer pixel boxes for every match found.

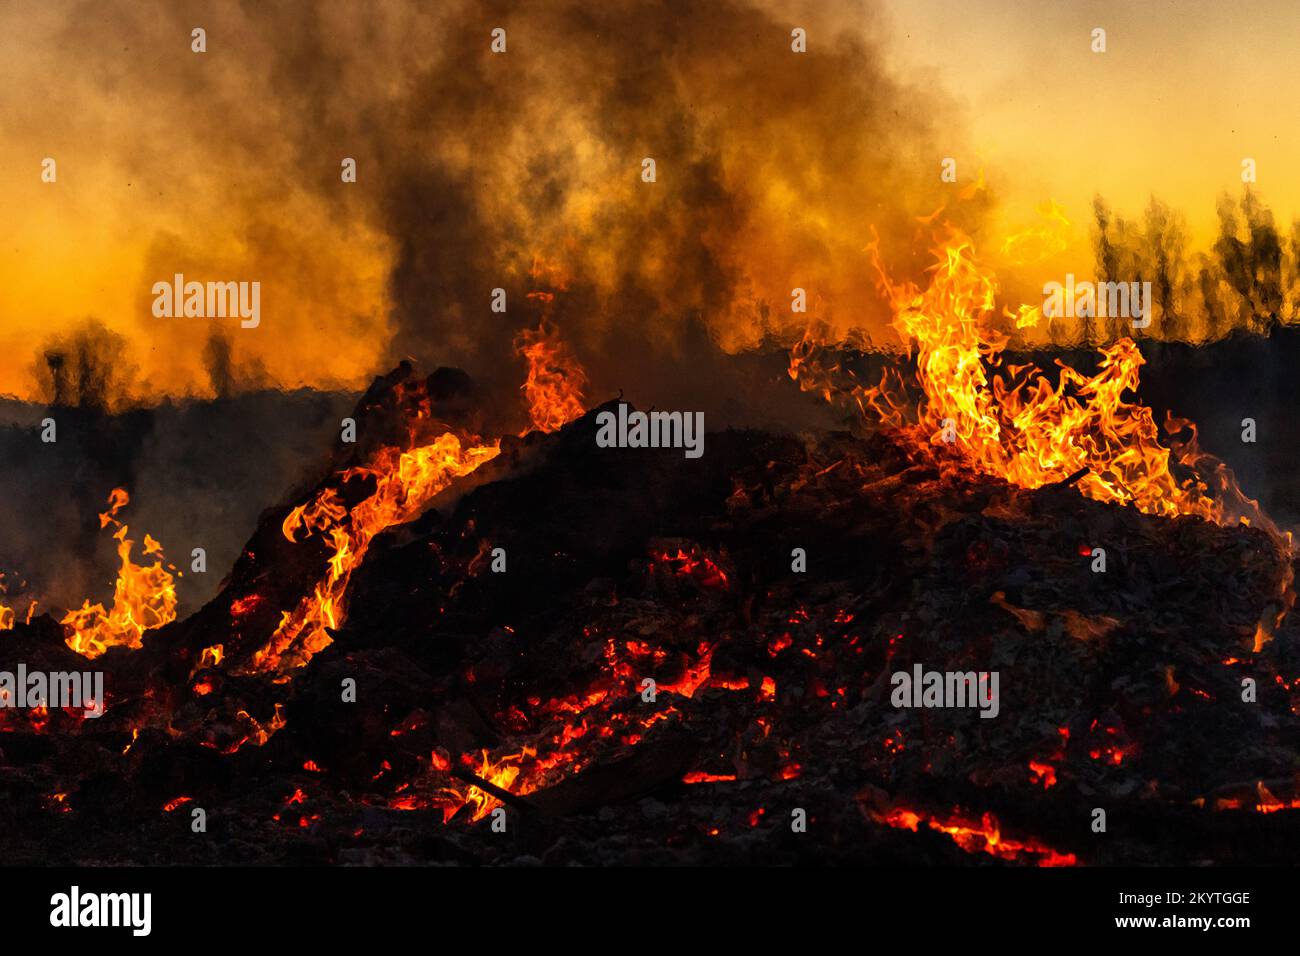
[2,363,1298,866]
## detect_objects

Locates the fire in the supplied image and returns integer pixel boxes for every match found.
[1208,780,1300,813]
[515,319,588,434]
[61,489,178,658]
[249,431,502,675]
[417,749,531,824]
[1252,781,1300,813]
[459,750,526,821]
[683,771,737,784]
[251,340,591,676]
[387,620,754,823]
[1,558,43,631]
[201,704,287,754]
[791,226,1279,533]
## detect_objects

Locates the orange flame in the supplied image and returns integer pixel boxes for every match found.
[0,574,35,631]
[792,227,1279,532]
[249,432,501,675]
[459,749,527,822]
[61,489,178,658]
[515,320,588,434]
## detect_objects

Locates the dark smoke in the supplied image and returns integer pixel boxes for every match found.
[49,0,977,426]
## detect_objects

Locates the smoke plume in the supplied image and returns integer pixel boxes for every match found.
[9,0,982,423]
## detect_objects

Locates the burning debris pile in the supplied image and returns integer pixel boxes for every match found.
[4,230,1300,867]
[2,356,1299,865]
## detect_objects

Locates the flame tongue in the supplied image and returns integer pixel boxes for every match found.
[247,432,502,676]
[882,233,1214,518]
[248,327,587,677]
[515,319,587,435]
[61,489,178,658]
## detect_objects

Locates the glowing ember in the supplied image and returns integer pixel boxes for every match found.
[683,771,737,784]
[878,806,1076,867]
[230,594,264,618]
[651,545,730,589]
[1028,760,1058,789]
[1252,781,1300,813]
[0,574,14,630]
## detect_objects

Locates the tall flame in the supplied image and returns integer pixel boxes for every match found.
[515,320,588,434]
[61,488,178,658]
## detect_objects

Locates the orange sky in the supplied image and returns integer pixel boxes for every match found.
[882,0,1300,244]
